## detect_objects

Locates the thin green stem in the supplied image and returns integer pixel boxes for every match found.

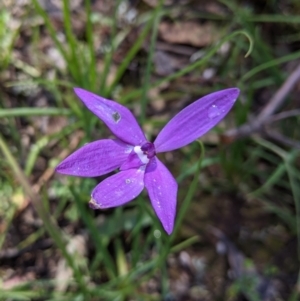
[0,133,89,297]
[170,235,200,253]
[242,50,300,82]
[172,141,205,240]
[31,0,77,79]
[253,137,300,293]
[99,0,121,94]
[106,19,153,96]
[85,0,97,90]
[71,187,117,279]
[154,141,205,273]
[25,122,80,175]
[62,0,81,83]
[285,156,300,292]
[140,0,164,124]
[0,107,71,118]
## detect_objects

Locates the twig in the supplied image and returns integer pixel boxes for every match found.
[262,109,300,148]
[224,63,300,140]
[264,108,300,124]
[264,129,300,149]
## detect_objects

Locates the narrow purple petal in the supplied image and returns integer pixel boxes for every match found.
[120,152,145,171]
[74,88,147,145]
[56,139,132,177]
[154,88,240,152]
[91,168,145,208]
[144,157,177,235]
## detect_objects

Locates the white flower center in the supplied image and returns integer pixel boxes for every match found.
[134,146,149,164]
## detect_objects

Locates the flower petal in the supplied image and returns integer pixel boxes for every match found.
[120,152,145,171]
[154,88,240,152]
[144,157,177,235]
[120,146,150,171]
[91,167,145,209]
[74,88,147,145]
[56,139,132,177]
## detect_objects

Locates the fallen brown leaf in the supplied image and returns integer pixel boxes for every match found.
[159,21,219,48]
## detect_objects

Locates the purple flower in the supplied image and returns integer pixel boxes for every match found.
[56,88,240,234]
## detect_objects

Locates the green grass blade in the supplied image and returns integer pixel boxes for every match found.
[121,30,253,103]
[140,0,164,124]
[0,107,71,118]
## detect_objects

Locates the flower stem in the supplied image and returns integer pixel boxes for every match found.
[172,141,205,239]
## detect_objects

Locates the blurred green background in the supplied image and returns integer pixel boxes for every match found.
[0,0,300,300]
